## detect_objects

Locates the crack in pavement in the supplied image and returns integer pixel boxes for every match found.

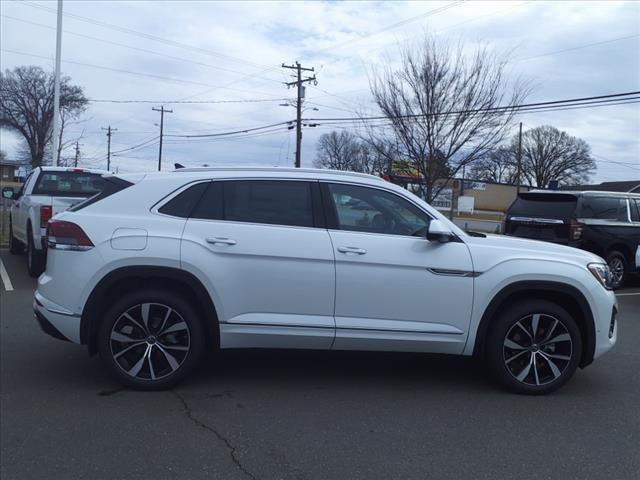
[172,390,258,480]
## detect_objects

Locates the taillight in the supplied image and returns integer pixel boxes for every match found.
[569,219,583,240]
[40,206,52,228]
[47,220,94,251]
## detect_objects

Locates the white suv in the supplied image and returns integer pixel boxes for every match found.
[34,168,618,394]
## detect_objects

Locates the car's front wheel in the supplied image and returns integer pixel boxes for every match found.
[98,290,205,390]
[487,300,582,395]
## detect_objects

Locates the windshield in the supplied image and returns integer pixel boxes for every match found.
[508,193,578,219]
[32,171,107,197]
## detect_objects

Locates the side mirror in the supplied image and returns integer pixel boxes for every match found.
[2,187,15,200]
[427,220,455,243]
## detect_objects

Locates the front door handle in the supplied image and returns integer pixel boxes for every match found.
[206,237,237,246]
[337,246,367,255]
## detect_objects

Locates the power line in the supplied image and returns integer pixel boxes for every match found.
[0,48,283,98]
[164,121,294,138]
[20,1,275,71]
[0,14,284,85]
[314,1,464,56]
[164,127,289,145]
[303,91,640,123]
[512,33,640,62]
[110,136,160,156]
[87,97,291,104]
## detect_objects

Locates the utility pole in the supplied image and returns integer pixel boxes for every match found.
[102,126,117,171]
[52,0,63,166]
[516,121,523,195]
[152,105,173,171]
[282,62,316,168]
[74,141,80,167]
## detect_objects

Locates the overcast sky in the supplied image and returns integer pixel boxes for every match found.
[1,0,639,182]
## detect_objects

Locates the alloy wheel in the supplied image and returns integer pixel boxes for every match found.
[110,303,191,381]
[608,257,625,288]
[503,313,573,386]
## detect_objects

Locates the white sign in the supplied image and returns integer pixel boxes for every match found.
[457,196,475,214]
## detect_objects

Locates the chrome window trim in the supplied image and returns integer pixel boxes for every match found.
[508,216,565,225]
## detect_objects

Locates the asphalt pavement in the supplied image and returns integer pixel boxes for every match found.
[1,249,639,480]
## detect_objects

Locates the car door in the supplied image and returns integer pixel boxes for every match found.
[12,171,36,242]
[322,182,474,354]
[180,179,336,350]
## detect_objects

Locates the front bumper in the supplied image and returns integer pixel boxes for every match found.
[591,292,618,362]
[33,292,81,343]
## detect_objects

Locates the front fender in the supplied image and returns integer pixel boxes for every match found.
[463,258,602,358]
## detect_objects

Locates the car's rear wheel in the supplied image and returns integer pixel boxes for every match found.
[9,219,23,254]
[487,300,582,395]
[98,290,205,390]
[26,224,45,277]
[606,251,627,289]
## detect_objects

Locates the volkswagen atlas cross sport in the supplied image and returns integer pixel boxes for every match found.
[34,168,618,394]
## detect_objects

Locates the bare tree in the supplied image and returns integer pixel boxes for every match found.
[314,130,360,171]
[0,66,88,167]
[369,35,529,201]
[518,125,595,187]
[469,146,517,184]
[315,129,389,176]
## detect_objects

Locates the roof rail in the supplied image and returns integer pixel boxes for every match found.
[528,189,640,197]
[171,166,384,181]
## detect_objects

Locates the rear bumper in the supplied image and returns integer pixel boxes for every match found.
[33,292,81,343]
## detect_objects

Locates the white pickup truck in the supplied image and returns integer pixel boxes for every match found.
[6,166,109,276]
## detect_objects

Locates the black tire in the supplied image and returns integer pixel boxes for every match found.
[97,289,206,390]
[9,219,23,254]
[26,224,45,277]
[486,299,582,395]
[606,251,627,289]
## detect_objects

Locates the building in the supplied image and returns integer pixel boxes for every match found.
[0,161,19,183]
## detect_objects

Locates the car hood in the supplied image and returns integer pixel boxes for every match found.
[462,233,605,272]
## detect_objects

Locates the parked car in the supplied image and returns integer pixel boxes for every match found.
[8,166,109,276]
[35,168,617,394]
[505,190,640,288]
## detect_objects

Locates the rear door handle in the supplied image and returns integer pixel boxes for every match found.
[337,246,367,255]
[206,237,237,246]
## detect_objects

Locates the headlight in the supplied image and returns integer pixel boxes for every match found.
[588,263,613,290]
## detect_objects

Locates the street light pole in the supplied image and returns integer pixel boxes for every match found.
[52,0,63,166]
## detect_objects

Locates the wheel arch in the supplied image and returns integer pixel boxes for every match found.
[473,281,596,368]
[81,266,219,356]
[606,243,633,265]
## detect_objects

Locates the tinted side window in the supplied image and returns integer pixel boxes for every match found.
[631,199,640,222]
[580,197,626,221]
[223,180,314,227]
[191,182,223,220]
[159,182,209,218]
[328,183,430,236]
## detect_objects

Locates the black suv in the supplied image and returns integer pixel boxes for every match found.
[505,190,640,288]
